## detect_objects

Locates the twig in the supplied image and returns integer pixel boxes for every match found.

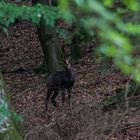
[103,122,140,135]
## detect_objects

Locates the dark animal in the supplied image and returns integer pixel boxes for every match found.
[45,59,75,111]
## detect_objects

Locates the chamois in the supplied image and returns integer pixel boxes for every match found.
[45,58,75,111]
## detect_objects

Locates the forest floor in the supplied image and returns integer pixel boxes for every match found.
[0,20,140,140]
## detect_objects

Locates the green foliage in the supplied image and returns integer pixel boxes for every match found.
[103,0,139,11]
[0,1,59,28]
[59,0,140,82]
[120,0,138,11]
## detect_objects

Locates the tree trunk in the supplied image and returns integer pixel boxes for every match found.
[34,0,62,74]
[38,19,63,74]
[0,72,23,140]
[70,32,82,60]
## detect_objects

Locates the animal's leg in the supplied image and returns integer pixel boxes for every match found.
[67,88,73,114]
[51,89,59,107]
[61,89,65,105]
[67,88,72,106]
[45,88,53,111]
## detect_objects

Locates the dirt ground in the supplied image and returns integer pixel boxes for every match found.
[0,21,140,140]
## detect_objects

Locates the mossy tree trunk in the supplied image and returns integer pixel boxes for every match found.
[0,72,23,140]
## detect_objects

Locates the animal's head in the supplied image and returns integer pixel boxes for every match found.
[64,57,71,69]
[60,46,72,70]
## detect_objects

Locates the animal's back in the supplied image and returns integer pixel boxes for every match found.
[47,69,75,89]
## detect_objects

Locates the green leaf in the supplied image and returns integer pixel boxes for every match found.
[124,0,139,11]
[99,44,117,57]
[103,0,113,6]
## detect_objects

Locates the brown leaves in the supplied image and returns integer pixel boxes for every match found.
[0,20,139,140]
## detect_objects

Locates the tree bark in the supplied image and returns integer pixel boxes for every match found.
[34,0,62,74]
[38,20,63,74]
[0,72,23,140]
